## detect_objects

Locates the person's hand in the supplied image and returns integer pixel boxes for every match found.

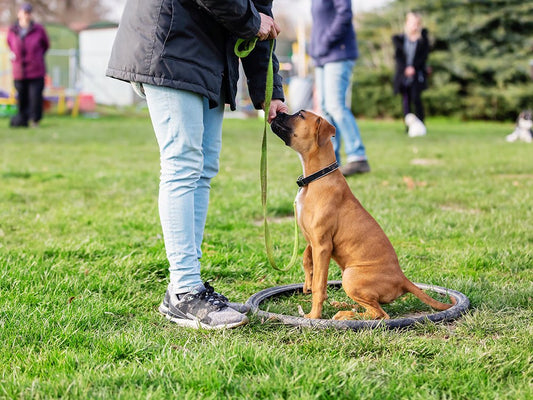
[404,66,415,77]
[257,13,281,41]
[267,99,288,123]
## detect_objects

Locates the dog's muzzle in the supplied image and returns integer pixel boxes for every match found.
[271,113,292,146]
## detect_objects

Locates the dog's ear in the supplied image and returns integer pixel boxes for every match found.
[315,117,335,147]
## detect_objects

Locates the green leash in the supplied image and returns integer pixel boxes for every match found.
[235,38,299,272]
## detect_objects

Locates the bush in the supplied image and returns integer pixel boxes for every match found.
[462,83,533,120]
[351,65,533,121]
[424,83,463,118]
[352,67,400,119]
[353,0,533,121]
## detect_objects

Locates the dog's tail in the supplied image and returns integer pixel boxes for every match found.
[404,280,456,310]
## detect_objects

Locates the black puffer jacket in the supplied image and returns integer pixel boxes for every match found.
[106,0,284,110]
[392,29,430,94]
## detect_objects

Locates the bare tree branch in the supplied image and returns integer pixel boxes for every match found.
[0,0,111,28]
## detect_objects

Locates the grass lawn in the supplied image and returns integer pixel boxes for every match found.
[0,113,531,399]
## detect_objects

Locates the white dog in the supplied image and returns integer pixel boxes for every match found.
[506,110,532,143]
[405,113,427,137]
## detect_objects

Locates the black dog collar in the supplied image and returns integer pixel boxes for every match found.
[296,161,339,187]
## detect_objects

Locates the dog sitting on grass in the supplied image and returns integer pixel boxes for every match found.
[405,113,427,137]
[506,110,533,143]
[271,110,454,320]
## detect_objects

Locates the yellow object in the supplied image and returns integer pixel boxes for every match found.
[0,97,16,105]
[57,92,66,115]
[71,95,80,118]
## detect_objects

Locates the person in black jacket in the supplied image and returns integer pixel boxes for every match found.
[106,0,287,330]
[392,12,429,123]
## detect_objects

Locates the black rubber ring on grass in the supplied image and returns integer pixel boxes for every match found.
[245,281,470,330]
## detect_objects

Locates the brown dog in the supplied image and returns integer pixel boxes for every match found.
[270,110,454,320]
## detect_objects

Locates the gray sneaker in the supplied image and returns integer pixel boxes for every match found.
[203,281,250,314]
[158,284,249,330]
[340,160,371,176]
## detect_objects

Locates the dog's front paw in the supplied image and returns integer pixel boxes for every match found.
[297,305,305,317]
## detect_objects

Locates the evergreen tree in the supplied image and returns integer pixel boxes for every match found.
[354,0,533,120]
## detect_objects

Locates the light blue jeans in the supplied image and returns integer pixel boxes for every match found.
[315,60,367,164]
[144,85,224,294]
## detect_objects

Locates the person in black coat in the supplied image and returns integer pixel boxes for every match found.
[392,12,430,122]
[106,0,287,330]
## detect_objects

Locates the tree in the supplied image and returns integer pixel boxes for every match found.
[353,0,533,120]
[0,0,110,28]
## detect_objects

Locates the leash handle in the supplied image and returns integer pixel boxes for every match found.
[234,37,258,58]
[235,38,299,272]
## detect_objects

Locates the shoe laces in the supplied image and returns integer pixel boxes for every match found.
[180,289,225,311]
[203,282,229,306]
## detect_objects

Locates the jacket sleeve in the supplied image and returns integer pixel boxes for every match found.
[413,29,429,71]
[391,34,405,94]
[189,0,261,39]
[40,25,50,53]
[6,29,15,52]
[240,1,284,108]
[241,39,284,109]
[392,34,405,68]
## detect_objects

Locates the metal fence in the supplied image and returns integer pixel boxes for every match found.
[0,48,79,94]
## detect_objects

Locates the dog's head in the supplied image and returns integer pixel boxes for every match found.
[404,113,419,127]
[517,110,533,130]
[271,110,335,155]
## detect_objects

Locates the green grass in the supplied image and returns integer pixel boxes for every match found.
[0,113,531,399]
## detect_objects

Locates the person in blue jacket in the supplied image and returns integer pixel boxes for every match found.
[107,0,287,330]
[309,0,370,176]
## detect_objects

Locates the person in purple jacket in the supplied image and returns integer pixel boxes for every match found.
[7,3,49,127]
[309,0,370,176]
